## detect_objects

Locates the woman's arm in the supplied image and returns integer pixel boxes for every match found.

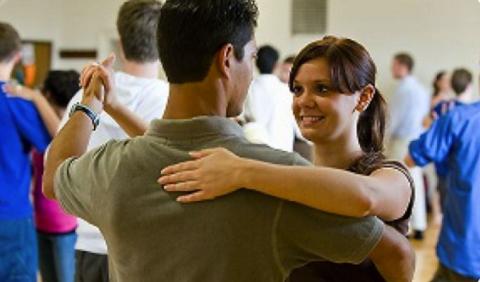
[4,84,59,137]
[240,159,411,221]
[159,148,412,221]
[104,102,148,137]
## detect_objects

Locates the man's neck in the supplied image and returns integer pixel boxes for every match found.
[0,63,13,81]
[458,91,472,104]
[162,81,228,120]
[121,60,159,79]
[398,74,410,81]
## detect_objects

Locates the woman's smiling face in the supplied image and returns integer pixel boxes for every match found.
[291,58,361,144]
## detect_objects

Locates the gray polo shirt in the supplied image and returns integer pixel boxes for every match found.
[54,116,384,282]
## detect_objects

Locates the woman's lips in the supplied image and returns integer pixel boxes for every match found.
[299,115,325,126]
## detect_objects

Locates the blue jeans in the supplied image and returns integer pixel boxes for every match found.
[37,230,77,282]
[0,217,38,282]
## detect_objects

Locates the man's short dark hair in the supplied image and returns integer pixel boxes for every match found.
[256,45,279,74]
[451,68,472,96]
[42,70,80,108]
[117,0,162,63]
[0,22,21,63]
[157,0,258,84]
[394,53,414,72]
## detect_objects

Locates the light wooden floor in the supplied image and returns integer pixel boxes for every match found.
[412,222,441,282]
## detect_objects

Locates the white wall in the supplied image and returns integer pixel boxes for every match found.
[256,0,480,97]
[57,0,123,70]
[0,0,123,70]
[1,0,479,96]
[0,0,63,67]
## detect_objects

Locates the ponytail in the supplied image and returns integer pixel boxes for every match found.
[358,87,386,153]
[350,87,387,174]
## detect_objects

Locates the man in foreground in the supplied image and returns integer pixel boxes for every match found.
[44,0,414,281]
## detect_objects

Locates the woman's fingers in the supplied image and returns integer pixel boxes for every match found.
[189,147,231,159]
[448,100,455,111]
[80,66,98,88]
[84,72,105,101]
[80,62,99,85]
[79,63,93,85]
[101,53,116,68]
[177,191,211,203]
[164,181,198,192]
[159,171,198,185]
[93,65,112,93]
[2,83,13,93]
[160,160,200,175]
[189,150,210,159]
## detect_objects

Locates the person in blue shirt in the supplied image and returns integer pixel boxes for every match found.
[428,68,473,211]
[0,22,51,281]
[406,74,480,281]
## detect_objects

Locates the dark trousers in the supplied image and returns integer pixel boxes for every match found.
[431,264,478,282]
[75,251,108,282]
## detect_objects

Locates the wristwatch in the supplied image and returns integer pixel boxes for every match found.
[69,102,100,130]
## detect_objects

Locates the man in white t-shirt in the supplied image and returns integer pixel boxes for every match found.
[57,1,168,281]
[243,45,296,152]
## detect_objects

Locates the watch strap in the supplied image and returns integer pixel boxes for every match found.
[69,102,100,130]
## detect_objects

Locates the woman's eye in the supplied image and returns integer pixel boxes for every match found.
[292,86,303,96]
[315,84,329,93]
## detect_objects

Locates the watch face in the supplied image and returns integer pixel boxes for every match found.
[69,102,100,130]
[69,102,80,117]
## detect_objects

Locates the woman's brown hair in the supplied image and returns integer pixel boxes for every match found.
[288,36,388,170]
[432,71,447,97]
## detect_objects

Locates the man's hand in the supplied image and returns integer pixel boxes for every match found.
[431,100,456,121]
[404,154,416,168]
[79,53,149,137]
[81,72,105,114]
[2,81,36,100]
[80,54,118,113]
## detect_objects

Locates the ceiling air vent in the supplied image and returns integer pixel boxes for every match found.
[291,0,327,35]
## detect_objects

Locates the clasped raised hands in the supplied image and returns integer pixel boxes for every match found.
[79,54,117,113]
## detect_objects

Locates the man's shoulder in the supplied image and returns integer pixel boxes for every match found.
[4,92,43,120]
[446,101,480,124]
[231,141,310,166]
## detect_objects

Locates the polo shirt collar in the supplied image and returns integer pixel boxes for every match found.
[146,116,244,139]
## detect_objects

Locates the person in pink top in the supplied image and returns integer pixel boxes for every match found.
[5,70,79,282]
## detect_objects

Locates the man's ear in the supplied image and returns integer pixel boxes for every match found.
[12,51,22,65]
[355,84,376,112]
[216,43,235,80]
[117,42,127,62]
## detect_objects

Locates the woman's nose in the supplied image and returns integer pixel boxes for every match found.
[296,91,316,108]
